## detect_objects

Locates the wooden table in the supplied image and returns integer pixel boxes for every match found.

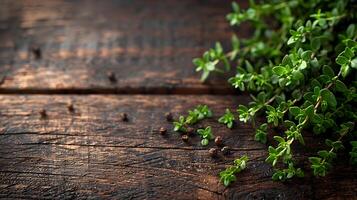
[0,1,355,199]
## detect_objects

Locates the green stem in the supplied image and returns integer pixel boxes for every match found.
[319,133,346,166]
[314,70,342,113]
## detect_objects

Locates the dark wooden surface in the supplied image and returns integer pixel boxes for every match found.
[0,0,251,94]
[0,1,356,200]
[0,95,355,200]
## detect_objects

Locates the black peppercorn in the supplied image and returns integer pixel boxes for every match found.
[209,148,218,158]
[165,112,173,122]
[214,136,223,146]
[67,103,75,113]
[31,46,41,59]
[39,109,47,118]
[221,146,230,155]
[181,134,189,142]
[121,112,128,122]
[159,127,167,135]
[186,127,195,136]
[0,76,5,85]
[107,71,117,83]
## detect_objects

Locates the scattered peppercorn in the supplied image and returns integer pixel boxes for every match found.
[0,75,5,85]
[209,148,218,158]
[165,112,173,122]
[39,109,47,119]
[31,46,41,59]
[121,112,128,122]
[186,127,195,136]
[67,103,75,113]
[221,146,230,155]
[181,134,189,142]
[159,127,167,135]
[107,71,117,83]
[214,136,223,146]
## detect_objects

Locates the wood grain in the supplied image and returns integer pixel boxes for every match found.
[0,95,355,199]
[0,0,250,94]
[0,1,355,199]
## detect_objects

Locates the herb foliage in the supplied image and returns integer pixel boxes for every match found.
[173,104,213,133]
[197,126,215,146]
[219,155,249,186]
[193,0,357,185]
[218,109,236,128]
[173,105,214,145]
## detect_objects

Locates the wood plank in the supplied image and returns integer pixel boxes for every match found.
[0,95,355,199]
[0,0,250,94]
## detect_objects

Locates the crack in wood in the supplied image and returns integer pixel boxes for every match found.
[0,88,239,95]
[14,142,266,152]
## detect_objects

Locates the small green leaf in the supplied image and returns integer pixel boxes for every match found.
[341,64,350,77]
[311,38,321,51]
[351,58,357,69]
[232,1,240,12]
[320,88,337,108]
[332,141,344,150]
[336,55,348,65]
[274,136,285,143]
[322,65,335,78]
[292,70,304,81]
[301,50,312,61]
[325,139,333,147]
[230,35,240,60]
[283,120,296,128]
[273,66,287,76]
[272,171,284,181]
[201,138,209,146]
[282,55,293,67]
[289,106,301,116]
[346,24,356,38]
[245,60,254,73]
[255,123,268,144]
[304,105,314,118]
[218,109,235,129]
[344,47,354,59]
[309,157,321,165]
[298,60,307,70]
[335,80,347,92]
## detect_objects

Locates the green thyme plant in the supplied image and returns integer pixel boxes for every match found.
[193,0,357,185]
[255,123,268,144]
[197,126,214,146]
[218,109,236,128]
[173,104,213,132]
[173,105,215,146]
[219,155,249,186]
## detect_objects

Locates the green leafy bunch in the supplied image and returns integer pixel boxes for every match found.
[219,155,249,186]
[193,42,230,81]
[197,126,214,146]
[173,105,213,132]
[193,0,357,184]
[218,109,236,128]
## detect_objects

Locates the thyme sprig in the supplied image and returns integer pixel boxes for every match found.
[173,105,213,132]
[218,109,236,128]
[193,0,357,186]
[197,126,214,146]
[219,155,249,186]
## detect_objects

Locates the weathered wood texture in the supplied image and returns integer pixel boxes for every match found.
[0,1,356,199]
[0,0,250,94]
[0,95,355,199]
